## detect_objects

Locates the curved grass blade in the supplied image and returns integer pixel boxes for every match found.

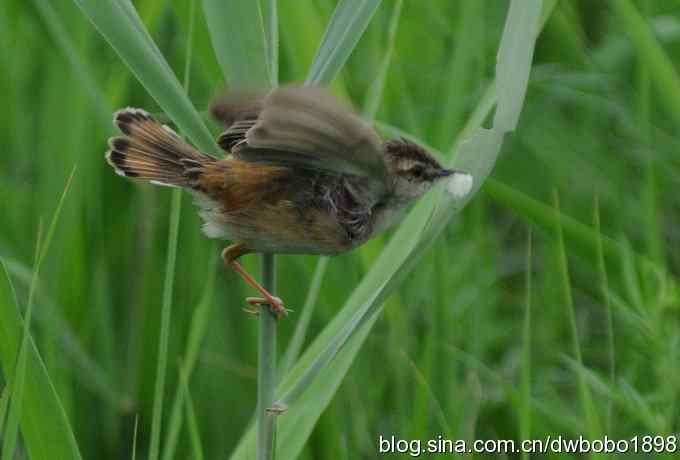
[494,0,542,132]
[306,0,381,85]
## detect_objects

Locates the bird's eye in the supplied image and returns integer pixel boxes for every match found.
[411,165,425,179]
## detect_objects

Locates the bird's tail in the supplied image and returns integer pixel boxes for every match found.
[106,108,214,188]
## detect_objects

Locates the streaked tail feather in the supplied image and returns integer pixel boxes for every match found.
[106,108,214,187]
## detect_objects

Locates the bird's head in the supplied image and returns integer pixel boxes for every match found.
[384,137,459,201]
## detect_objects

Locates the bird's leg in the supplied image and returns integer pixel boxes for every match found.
[222,243,288,318]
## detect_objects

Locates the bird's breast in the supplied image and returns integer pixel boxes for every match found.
[194,161,369,254]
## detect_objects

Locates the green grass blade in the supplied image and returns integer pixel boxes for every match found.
[594,197,615,433]
[4,166,76,460]
[306,0,381,85]
[32,0,110,125]
[148,140,183,460]
[484,178,650,275]
[552,191,603,452]
[493,0,542,133]
[519,230,532,460]
[149,3,199,455]
[281,257,329,375]
[73,0,217,153]
[0,260,17,441]
[116,0,171,68]
[264,0,279,85]
[161,264,216,460]
[611,0,680,127]
[362,0,402,122]
[3,224,44,460]
[202,0,271,87]
[278,0,326,81]
[403,351,452,437]
[0,257,124,409]
[147,183,185,460]
[131,415,139,460]
[0,384,9,436]
[0,171,82,460]
[433,0,485,150]
[180,362,205,460]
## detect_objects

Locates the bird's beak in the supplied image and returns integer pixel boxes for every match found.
[432,168,460,179]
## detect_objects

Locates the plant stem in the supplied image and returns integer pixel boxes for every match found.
[257,253,277,460]
[149,188,182,460]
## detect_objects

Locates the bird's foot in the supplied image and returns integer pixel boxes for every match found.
[246,296,291,319]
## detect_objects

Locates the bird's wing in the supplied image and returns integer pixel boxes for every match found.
[210,90,263,152]
[211,86,389,194]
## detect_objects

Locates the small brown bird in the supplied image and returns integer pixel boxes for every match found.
[106,85,470,317]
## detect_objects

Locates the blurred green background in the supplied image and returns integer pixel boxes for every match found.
[1,0,680,458]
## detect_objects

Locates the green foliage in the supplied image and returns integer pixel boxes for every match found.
[2,0,680,459]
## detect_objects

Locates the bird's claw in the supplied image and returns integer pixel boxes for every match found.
[242,306,260,316]
[245,296,291,319]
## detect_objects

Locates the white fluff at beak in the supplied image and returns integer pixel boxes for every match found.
[446,172,473,199]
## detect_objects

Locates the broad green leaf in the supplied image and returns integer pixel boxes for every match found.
[493,0,542,132]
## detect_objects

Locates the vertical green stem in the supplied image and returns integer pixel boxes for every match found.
[258,2,278,455]
[257,253,277,460]
[149,188,182,460]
